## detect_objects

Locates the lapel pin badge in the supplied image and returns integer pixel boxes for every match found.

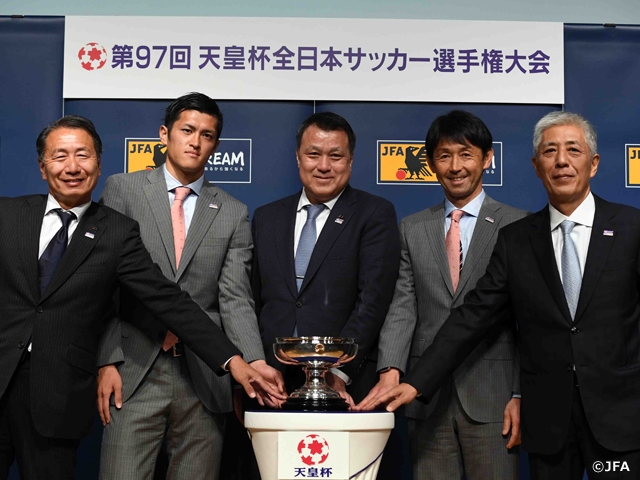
[603,230,614,236]
[335,215,345,225]
[84,232,95,239]
[91,226,98,231]
[485,216,495,224]
[209,203,219,209]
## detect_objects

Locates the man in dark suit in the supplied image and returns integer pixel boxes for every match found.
[96,94,283,480]
[363,111,640,479]
[252,112,401,405]
[0,115,283,480]
[358,111,525,480]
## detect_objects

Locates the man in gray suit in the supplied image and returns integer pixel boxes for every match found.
[96,93,284,480]
[358,110,525,479]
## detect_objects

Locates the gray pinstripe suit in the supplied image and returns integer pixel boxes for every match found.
[377,195,526,480]
[97,167,264,479]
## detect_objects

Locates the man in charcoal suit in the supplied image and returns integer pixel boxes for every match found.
[96,93,284,480]
[359,110,525,480]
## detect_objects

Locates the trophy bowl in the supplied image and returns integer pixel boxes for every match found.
[274,337,358,411]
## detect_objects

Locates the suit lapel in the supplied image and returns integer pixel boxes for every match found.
[423,204,453,296]
[143,168,177,273]
[22,196,47,301]
[455,198,502,300]
[529,207,573,325]
[40,203,107,301]
[574,196,617,323]
[175,184,221,282]
[299,186,356,295]
[275,194,299,298]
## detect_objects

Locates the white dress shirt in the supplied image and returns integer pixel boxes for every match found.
[549,192,595,283]
[39,195,91,258]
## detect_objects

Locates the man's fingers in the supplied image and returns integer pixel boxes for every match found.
[97,394,108,425]
[274,372,285,394]
[386,398,405,412]
[506,418,521,448]
[254,376,288,401]
[356,386,381,409]
[113,382,123,409]
[241,379,257,399]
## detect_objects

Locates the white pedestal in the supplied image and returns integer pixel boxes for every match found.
[245,411,394,480]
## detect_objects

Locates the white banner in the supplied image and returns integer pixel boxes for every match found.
[64,16,564,104]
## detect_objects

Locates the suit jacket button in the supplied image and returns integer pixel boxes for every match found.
[296,301,302,308]
[571,326,579,334]
[36,306,43,313]
[566,364,574,371]
[17,342,24,349]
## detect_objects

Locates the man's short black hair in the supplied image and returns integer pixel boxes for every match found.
[296,112,356,156]
[36,115,103,162]
[164,92,224,140]
[425,110,493,160]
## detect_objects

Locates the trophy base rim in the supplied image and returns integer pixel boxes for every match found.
[281,396,350,412]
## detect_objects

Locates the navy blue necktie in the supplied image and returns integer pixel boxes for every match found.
[295,204,325,292]
[39,209,76,295]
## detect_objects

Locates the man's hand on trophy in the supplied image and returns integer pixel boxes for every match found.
[249,359,287,408]
[326,372,355,409]
[358,383,419,412]
[354,368,400,411]
[228,356,288,406]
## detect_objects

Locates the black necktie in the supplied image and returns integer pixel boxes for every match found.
[39,209,76,295]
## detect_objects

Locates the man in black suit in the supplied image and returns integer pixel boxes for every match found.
[0,115,283,480]
[362,111,640,479]
[252,112,401,405]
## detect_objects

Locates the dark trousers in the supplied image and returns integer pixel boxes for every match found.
[529,384,639,480]
[0,355,79,480]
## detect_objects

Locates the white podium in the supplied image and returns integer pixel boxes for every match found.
[245,411,393,480]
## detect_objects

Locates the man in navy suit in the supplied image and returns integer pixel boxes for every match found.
[363,111,640,480]
[251,112,401,405]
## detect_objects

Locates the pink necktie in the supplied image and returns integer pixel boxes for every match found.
[162,186,191,352]
[446,209,464,292]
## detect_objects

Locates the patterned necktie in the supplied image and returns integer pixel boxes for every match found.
[295,204,325,291]
[560,220,582,320]
[162,186,191,352]
[39,209,77,295]
[446,209,464,292]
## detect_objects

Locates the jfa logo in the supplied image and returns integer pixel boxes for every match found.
[592,460,630,473]
[377,141,503,186]
[625,144,640,188]
[125,138,252,184]
[377,142,437,184]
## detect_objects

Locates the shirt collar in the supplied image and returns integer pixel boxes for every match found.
[45,194,91,222]
[297,187,345,213]
[163,164,204,196]
[444,189,485,219]
[549,192,595,231]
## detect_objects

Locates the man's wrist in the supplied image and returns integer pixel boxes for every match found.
[377,367,401,380]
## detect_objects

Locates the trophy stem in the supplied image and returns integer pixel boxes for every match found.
[282,362,350,412]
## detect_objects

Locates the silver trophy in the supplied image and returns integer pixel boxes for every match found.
[274,337,358,411]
